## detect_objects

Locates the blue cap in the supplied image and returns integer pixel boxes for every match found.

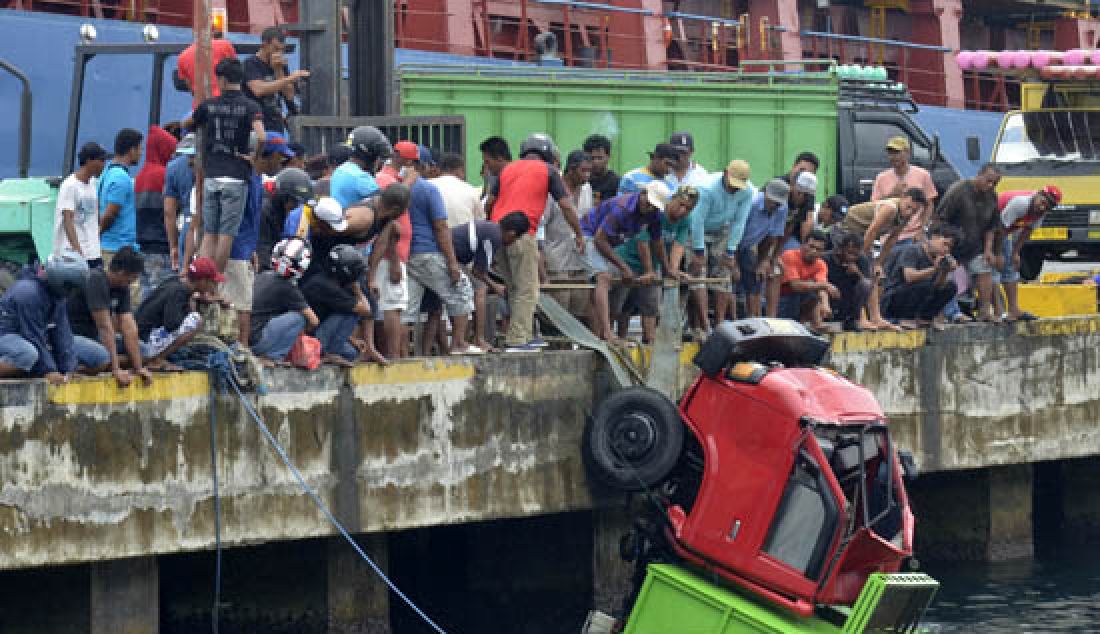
[418,145,435,167]
[264,131,295,158]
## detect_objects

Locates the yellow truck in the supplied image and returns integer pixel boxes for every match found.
[973,80,1100,280]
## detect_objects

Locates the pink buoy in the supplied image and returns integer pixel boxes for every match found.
[971,51,991,70]
[956,51,974,70]
[1011,51,1033,69]
[996,50,1016,68]
[1065,49,1087,66]
[1031,51,1052,69]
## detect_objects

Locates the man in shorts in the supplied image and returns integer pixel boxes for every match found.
[186,57,265,272]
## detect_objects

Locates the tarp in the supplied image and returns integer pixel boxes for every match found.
[912,105,1003,179]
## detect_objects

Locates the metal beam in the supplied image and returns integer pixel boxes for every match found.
[348,0,395,116]
[298,0,342,117]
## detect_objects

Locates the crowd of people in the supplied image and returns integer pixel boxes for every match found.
[0,27,1064,385]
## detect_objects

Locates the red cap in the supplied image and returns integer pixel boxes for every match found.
[1041,185,1063,205]
[188,257,226,283]
[394,141,419,161]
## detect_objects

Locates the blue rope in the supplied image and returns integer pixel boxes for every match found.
[221,370,450,634]
[207,350,231,634]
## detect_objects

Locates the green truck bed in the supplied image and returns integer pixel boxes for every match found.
[0,177,56,265]
[623,564,938,634]
[399,65,839,192]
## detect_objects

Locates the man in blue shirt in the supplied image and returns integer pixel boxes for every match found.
[225,132,294,345]
[330,126,393,209]
[687,159,754,331]
[618,143,679,195]
[737,179,791,317]
[99,128,144,264]
[394,142,478,355]
[164,133,196,271]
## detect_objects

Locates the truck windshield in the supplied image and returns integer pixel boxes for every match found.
[994,111,1100,163]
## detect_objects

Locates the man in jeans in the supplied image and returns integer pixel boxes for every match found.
[0,251,91,383]
[65,247,153,385]
[396,142,480,356]
[881,225,962,329]
[186,57,265,272]
[484,134,583,352]
[134,125,178,300]
[997,186,1059,322]
[250,237,319,365]
[300,244,373,366]
[164,134,197,271]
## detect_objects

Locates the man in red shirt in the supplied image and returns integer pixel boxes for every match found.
[777,230,838,331]
[177,28,238,106]
[483,134,583,352]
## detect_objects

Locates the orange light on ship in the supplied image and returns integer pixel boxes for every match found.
[211,8,227,34]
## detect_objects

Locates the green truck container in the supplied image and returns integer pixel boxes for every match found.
[0,177,55,286]
[622,564,938,634]
[399,64,839,194]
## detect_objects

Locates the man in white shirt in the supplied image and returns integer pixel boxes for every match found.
[666,132,709,190]
[54,142,108,267]
[429,152,484,228]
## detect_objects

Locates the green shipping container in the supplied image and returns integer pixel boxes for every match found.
[399,66,839,195]
[0,177,56,265]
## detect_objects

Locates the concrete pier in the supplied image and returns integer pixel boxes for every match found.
[0,317,1098,630]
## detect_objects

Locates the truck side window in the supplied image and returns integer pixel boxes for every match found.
[762,450,840,580]
[857,123,930,162]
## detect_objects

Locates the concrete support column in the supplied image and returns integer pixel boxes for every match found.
[909,0,964,108]
[328,535,391,634]
[1055,457,1100,545]
[910,464,1033,561]
[90,556,159,634]
[592,507,634,616]
[747,0,802,63]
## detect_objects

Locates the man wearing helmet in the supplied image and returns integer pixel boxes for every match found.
[250,237,320,365]
[258,167,314,273]
[0,251,97,383]
[484,134,583,351]
[300,244,375,366]
[997,185,1059,322]
[331,126,392,209]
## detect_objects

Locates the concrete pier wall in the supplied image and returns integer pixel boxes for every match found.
[0,317,1097,576]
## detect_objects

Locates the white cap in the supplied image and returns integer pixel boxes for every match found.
[314,196,347,232]
[795,171,818,194]
[644,180,673,211]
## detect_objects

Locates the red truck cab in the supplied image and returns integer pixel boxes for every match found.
[586,319,916,618]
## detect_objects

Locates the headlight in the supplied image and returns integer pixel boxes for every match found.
[1090,210,1100,225]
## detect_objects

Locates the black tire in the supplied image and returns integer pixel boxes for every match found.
[584,387,684,491]
[1019,247,1044,282]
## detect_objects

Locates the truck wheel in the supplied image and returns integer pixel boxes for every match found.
[1019,248,1044,281]
[584,387,684,491]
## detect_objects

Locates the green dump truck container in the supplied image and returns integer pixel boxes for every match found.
[0,177,56,267]
[399,64,839,193]
[622,564,938,634]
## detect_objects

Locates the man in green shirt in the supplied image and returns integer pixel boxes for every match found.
[612,186,700,342]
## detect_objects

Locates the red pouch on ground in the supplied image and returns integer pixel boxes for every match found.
[289,335,322,370]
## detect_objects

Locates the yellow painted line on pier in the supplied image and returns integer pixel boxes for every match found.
[48,372,209,405]
[1015,315,1100,337]
[350,359,476,386]
[830,329,926,353]
[625,343,701,370]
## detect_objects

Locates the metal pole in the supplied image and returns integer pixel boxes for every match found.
[0,59,32,178]
[148,52,165,129]
[300,0,343,117]
[347,0,394,116]
[62,50,88,176]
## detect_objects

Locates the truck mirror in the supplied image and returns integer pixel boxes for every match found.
[966,136,981,162]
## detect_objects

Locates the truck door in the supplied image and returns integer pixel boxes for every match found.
[848,111,944,203]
